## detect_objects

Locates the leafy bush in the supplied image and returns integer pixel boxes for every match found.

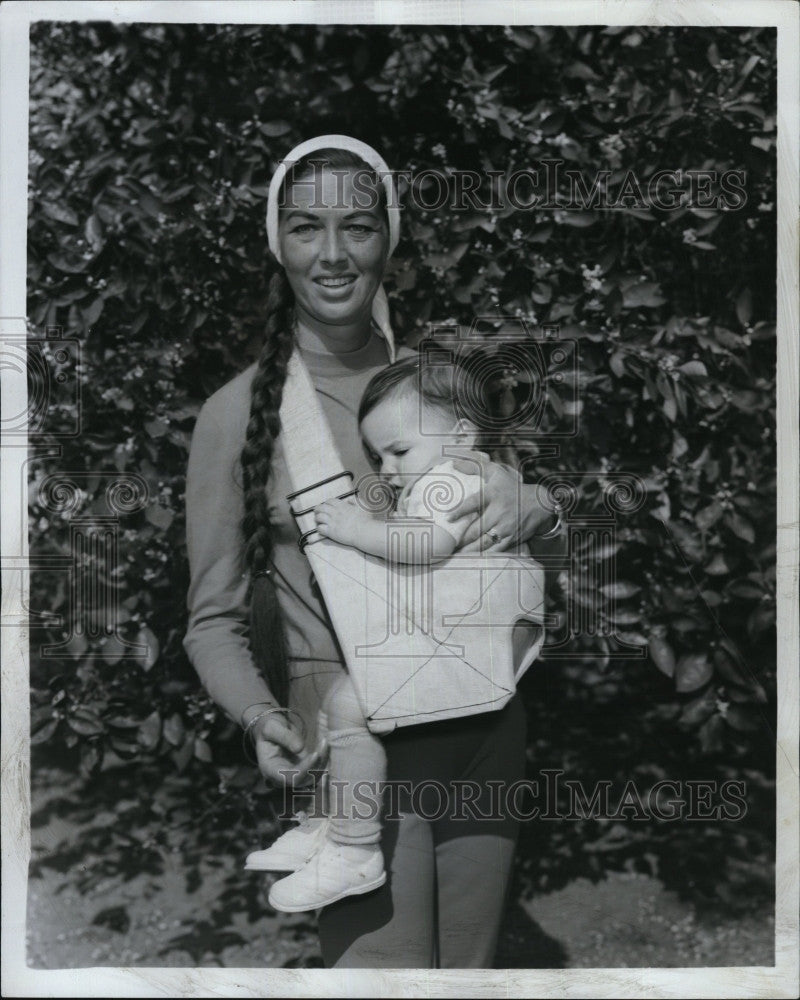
[27,21,776,920]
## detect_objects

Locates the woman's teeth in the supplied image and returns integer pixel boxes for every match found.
[317,276,356,287]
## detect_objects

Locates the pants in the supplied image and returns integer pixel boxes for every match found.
[314,687,527,968]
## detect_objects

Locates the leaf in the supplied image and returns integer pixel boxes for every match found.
[67,710,104,737]
[136,625,160,670]
[144,419,169,438]
[724,511,755,543]
[83,297,104,327]
[675,653,713,693]
[600,581,640,600]
[728,581,763,600]
[725,704,760,733]
[259,120,292,137]
[698,714,725,754]
[735,288,753,326]
[163,713,186,746]
[613,631,647,650]
[609,609,642,625]
[30,717,59,745]
[41,202,79,226]
[678,361,708,378]
[107,714,140,729]
[622,282,666,309]
[145,504,174,531]
[696,501,723,532]
[679,689,716,728]
[137,709,162,750]
[561,212,596,227]
[714,650,768,703]
[80,740,104,776]
[46,252,88,274]
[531,282,552,304]
[649,636,676,678]
[194,737,212,763]
[704,552,729,575]
[84,214,105,252]
[609,351,626,377]
[172,737,195,772]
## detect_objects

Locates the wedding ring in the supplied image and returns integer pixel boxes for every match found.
[486,528,500,544]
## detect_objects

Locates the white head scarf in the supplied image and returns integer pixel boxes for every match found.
[266,134,399,361]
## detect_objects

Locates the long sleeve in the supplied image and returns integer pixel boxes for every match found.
[182,368,276,723]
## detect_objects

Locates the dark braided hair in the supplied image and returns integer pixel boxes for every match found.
[241,147,388,704]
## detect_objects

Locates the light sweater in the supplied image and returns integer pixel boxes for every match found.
[183,331,411,723]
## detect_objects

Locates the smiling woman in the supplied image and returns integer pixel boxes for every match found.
[183,134,560,968]
[278,164,390,350]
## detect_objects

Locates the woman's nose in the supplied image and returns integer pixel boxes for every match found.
[320,225,346,265]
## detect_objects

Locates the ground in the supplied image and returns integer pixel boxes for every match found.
[25,764,774,970]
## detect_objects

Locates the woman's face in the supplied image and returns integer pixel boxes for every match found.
[278,166,389,336]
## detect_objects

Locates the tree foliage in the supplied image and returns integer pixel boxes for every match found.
[27,21,776,928]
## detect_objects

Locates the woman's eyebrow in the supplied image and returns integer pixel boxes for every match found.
[283,209,319,221]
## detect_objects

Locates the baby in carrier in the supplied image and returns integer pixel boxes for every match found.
[246,355,545,911]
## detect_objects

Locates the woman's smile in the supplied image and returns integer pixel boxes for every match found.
[314,274,358,293]
[315,275,356,286]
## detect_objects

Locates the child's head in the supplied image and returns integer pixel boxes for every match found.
[358,357,478,486]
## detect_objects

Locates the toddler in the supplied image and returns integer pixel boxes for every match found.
[247,356,543,912]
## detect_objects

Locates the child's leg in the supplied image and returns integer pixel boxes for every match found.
[323,673,386,846]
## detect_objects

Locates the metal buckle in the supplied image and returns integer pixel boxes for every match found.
[288,472,356,551]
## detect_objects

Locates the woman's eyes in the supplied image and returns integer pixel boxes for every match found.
[288,223,375,236]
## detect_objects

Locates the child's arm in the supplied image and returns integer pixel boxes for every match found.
[314,497,458,562]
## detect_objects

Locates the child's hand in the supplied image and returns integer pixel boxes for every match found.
[315,497,365,547]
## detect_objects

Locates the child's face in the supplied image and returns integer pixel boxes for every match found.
[360,390,472,489]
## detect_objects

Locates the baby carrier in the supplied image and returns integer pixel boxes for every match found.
[280,351,546,735]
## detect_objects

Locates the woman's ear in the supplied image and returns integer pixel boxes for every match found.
[453,417,479,447]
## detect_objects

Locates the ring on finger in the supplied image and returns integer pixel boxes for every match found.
[486,528,501,544]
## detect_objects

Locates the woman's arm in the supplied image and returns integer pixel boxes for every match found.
[183,396,278,723]
[185,394,320,783]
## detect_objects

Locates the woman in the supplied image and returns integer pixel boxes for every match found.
[184,135,562,968]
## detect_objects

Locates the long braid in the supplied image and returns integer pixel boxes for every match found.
[241,146,388,706]
[240,268,295,705]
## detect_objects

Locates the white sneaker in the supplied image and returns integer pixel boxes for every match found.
[268,839,386,912]
[244,812,329,872]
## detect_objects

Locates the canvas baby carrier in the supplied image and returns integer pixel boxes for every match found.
[279,350,546,735]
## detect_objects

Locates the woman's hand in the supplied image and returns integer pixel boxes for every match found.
[251,710,321,788]
[446,461,557,552]
[315,497,365,547]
